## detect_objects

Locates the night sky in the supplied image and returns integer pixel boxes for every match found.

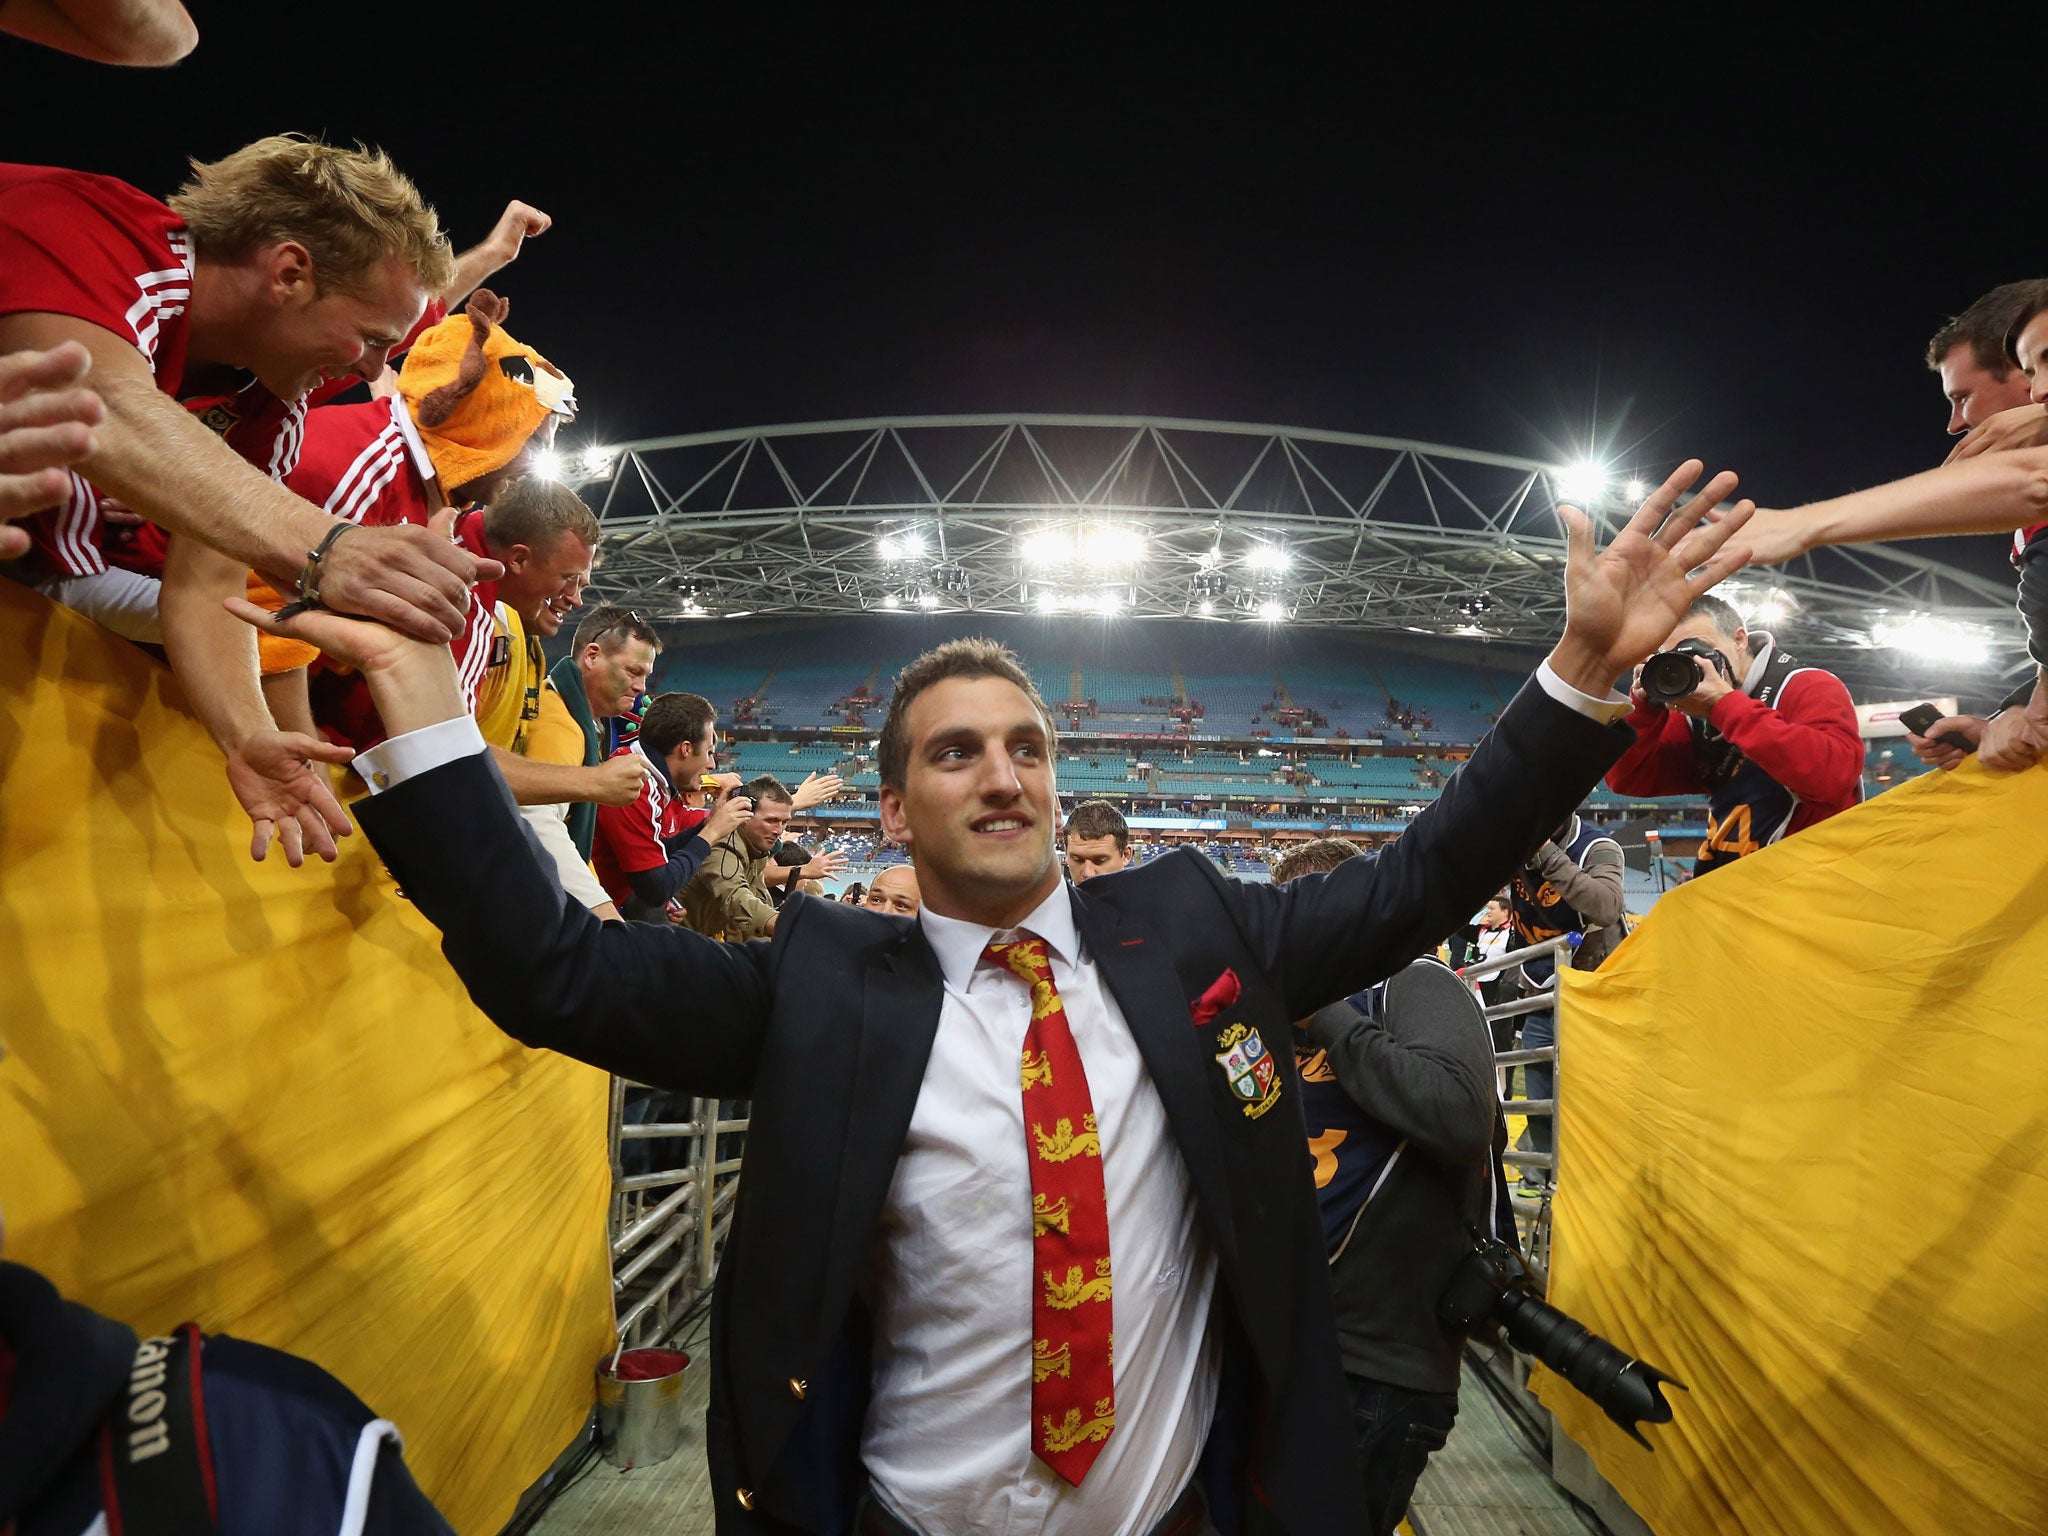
[11,13,2028,580]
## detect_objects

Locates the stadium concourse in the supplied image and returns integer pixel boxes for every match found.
[622,611,1941,914]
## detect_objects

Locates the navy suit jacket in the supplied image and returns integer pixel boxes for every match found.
[354,679,1630,1534]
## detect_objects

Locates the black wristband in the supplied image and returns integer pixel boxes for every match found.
[275,522,356,620]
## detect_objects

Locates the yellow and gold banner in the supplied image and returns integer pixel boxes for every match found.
[1541,758,2048,1534]
[0,584,613,1533]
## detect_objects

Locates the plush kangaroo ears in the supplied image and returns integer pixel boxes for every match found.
[415,289,508,428]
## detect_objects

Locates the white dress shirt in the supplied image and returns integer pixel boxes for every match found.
[860,883,1218,1536]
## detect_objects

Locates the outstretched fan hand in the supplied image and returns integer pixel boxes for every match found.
[1551,459,1754,690]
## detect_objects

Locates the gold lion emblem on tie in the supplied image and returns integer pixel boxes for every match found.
[1031,1338,1072,1382]
[1044,1257,1114,1310]
[1032,1193,1070,1235]
[1033,1113,1099,1162]
[1020,1049,1054,1091]
[1041,1396,1117,1453]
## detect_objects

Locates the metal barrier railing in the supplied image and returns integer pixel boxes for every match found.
[606,1077,749,1347]
[1458,932,1576,1279]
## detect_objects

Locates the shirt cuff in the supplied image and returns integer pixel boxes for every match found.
[354,715,488,794]
[1536,660,1632,725]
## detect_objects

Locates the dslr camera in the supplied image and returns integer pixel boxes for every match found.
[1439,1231,1683,1446]
[1638,636,1734,707]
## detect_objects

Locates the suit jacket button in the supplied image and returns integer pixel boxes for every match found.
[788,1377,807,1400]
[737,1487,755,1510]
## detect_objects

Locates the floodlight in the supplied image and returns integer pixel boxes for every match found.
[1750,598,1786,626]
[1624,478,1648,502]
[918,590,941,609]
[881,593,901,609]
[1553,462,1609,504]
[1198,599,1216,617]
[1096,591,1122,615]
[532,448,564,481]
[1247,544,1290,572]
[900,532,927,560]
[580,446,614,476]
[877,536,900,561]
[1080,526,1146,565]
[1023,530,1073,566]
[1870,614,1989,664]
[1258,599,1286,621]
[1036,591,1062,613]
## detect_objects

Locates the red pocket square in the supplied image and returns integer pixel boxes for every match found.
[1189,968,1242,1028]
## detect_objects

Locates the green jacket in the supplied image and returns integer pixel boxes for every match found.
[547,654,603,859]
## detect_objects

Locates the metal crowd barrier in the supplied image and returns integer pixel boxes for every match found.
[606,1076,750,1347]
[1458,932,1574,1280]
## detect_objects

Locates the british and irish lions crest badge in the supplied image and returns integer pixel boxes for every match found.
[1213,1023,1282,1119]
[1190,966,1283,1119]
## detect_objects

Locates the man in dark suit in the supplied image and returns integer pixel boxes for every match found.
[237,462,1752,1535]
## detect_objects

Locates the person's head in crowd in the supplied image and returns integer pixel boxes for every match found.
[1927,280,2043,434]
[639,692,717,789]
[170,135,456,399]
[1656,592,1752,678]
[1269,837,1362,886]
[481,476,596,634]
[860,864,922,916]
[740,775,795,855]
[876,637,1061,926]
[1480,894,1512,930]
[840,881,867,906]
[572,604,661,719]
[1061,799,1130,883]
[2003,281,2048,407]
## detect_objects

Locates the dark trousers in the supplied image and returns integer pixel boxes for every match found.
[1344,1373,1460,1536]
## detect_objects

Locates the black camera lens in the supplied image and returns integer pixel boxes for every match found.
[1639,649,1704,707]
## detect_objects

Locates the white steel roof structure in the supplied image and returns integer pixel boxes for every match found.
[560,415,2026,684]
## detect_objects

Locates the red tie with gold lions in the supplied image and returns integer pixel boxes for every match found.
[984,933,1116,1484]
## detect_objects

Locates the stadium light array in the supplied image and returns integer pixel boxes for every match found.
[918,590,941,609]
[531,447,563,481]
[1079,525,1146,566]
[1870,614,1991,664]
[1552,462,1609,504]
[580,446,615,478]
[880,593,901,609]
[1247,544,1290,572]
[1023,530,1072,566]
[1258,599,1286,621]
[879,531,926,562]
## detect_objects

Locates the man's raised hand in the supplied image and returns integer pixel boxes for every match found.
[1549,460,1754,696]
[791,771,845,811]
[0,341,105,555]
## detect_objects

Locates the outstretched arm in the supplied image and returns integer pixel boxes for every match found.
[227,597,773,1093]
[1733,450,2048,566]
[1225,460,1754,1017]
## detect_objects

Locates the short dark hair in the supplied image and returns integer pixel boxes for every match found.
[1270,837,1363,885]
[745,773,794,808]
[639,692,714,760]
[483,475,600,553]
[2004,281,2048,370]
[1926,280,2046,374]
[877,637,1058,791]
[572,603,661,656]
[1684,592,1744,638]
[1062,799,1129,851]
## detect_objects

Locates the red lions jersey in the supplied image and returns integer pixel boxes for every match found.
[592,743,686,906]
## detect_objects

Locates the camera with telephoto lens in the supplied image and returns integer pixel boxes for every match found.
[1638,636,1734,708]
[1438,1231,1684,1447]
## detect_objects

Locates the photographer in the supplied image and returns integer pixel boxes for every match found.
[1606,595,1862,874]
[1272,839,1504,1536]
[1508,808,1624,1190]
[679,774,797,940]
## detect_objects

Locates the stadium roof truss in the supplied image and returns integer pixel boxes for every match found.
[566,415,2027,681]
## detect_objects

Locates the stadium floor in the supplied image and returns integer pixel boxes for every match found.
[521,1348,1604,1536]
